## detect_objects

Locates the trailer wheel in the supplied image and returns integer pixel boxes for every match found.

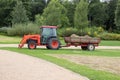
[48,38,60,50]
[87,44,95,51]
[28,40,36,49]
[81,46,87,50]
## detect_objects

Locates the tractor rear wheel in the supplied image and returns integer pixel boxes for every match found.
[48,38,60,50]
[46,46,50,49]
[28,40,36,49]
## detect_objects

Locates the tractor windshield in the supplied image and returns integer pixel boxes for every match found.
[42,28,57,37]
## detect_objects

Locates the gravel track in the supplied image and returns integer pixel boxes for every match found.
[0,50,89,80]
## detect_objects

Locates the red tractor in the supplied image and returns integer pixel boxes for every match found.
[18,26,60,50]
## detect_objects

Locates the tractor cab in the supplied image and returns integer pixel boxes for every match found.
[41,26,57,44]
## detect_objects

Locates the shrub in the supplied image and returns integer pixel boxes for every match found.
[0,27,8,34]
[100,33,120,40]
[58,27,104,37]
[7,23,40,36]
[58,28,78,37]
[84,27,104,37]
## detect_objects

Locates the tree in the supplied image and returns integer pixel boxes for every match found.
[89,0,100,3]
[72,0,81,4]
[42,0,69,27]
[115,0,120,31]
[17,0,46,21]
[88,0,108,27]
[62,0,76,27]
[11,1,29,25]
[0,0,16,27]
[74,0,88,29]
[28,0,46,21]
[106,0,117,32]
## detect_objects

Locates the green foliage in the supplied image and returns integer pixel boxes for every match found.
[42,0,69,27]
[7,23,39,36]
[62,1,76,27]
[90,0,100,3]
[58,26,104,37]
[86,26,104,37]
[58,28,78,37]
[35,14,45,26]
[0,0,120,34]
[0,27,8,34]
[115,0,120,31]
[0,0,16,27]
[100,33,120,40]
[106,0,118,31]
[73,0,80,4]
[88,0,108,27]
[74,0,89,29]
[26,0,46,21]
[11,1,29,25]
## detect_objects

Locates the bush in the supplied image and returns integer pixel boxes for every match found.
[100,33,120,40]
[58,28,78,37]
[7,23,40,36]
[35,14,45,26]
[58,27,104,37]
[84,27,104,37]
[0,27,8,34]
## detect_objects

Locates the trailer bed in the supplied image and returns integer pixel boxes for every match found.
[63,35,101,51]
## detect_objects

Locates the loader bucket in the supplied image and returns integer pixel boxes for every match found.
[18,34,40,48]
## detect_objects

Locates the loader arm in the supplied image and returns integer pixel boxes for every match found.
[18,35,40,48]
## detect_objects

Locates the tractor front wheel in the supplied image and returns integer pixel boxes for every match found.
[28,40,36,49]
[48,38,60,50]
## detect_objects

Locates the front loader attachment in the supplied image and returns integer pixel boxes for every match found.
[18,35,40,48]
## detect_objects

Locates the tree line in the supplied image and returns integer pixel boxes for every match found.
[0,0,120,33]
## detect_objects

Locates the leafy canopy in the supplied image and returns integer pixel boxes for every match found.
[42,0,69,27]
[74,0,89,29]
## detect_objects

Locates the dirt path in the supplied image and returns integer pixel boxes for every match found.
[0,50,89,80]
[49,54,120,75]
[0,44,120,49]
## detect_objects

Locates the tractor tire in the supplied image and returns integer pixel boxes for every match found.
[46,46,50,49]
[48,38,60,50]
[28,40,36,49]
[81,46,87,50]
[87,44,95,51]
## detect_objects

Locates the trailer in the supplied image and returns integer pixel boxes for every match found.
[63,34,101,51]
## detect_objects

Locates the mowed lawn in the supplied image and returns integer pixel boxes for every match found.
[100,40,120,46]
[0,47,120,80]
[0,35,21,44]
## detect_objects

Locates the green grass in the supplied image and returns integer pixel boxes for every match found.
[0,35,21,44]
[0,47,120,80]
[100,40,120,46]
